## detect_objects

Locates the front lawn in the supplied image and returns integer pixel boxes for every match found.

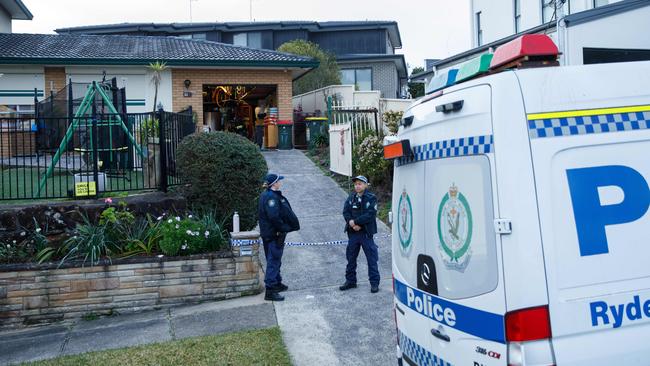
[24,327,291,366]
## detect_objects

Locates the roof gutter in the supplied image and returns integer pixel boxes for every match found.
[0,58,319,68]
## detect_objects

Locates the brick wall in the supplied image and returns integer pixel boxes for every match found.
[340,61,399,98]
[171,68,294,125]
[43,67,67,94]
[0,235,261,330]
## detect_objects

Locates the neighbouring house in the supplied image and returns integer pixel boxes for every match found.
[0,33,317,132]
[55,21,409,99]
[0,0,32,34]
[411,0,650,89]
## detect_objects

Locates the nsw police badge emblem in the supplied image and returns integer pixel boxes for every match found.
[437,184,473,271]
[397,188,413,252]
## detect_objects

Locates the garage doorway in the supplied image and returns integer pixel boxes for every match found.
[202,84,277,141]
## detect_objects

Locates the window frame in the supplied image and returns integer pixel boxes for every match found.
[340,68,373,91]
[514,0,522,33]
[593,0,608,8]
[476,11,483,46]
[541,0,555,23]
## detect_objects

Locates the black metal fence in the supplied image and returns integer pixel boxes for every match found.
[0,110,195,201]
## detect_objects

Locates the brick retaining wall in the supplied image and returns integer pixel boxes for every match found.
[0,232,262,330]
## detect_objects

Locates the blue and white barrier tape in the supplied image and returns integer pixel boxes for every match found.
[231,234,391,247]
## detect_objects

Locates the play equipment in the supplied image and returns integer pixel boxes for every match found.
[37,80,145,197]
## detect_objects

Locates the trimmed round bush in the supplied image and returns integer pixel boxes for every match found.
[177,132,268,231]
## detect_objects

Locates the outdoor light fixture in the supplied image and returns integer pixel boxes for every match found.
[183,79,192,97]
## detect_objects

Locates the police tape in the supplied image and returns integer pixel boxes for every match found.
[231,234,392,248]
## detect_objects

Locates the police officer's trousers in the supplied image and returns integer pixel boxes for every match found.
[345,232,380,286]
[263,235,285,289]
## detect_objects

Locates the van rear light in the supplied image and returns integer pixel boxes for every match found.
[505,305,551,342]
[506,306,555,366]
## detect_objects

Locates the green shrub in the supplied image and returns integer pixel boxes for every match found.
[383,110,403,135]
[121,215,162,257]
[177,132,268,231]
[353,132,392,185]
[60,216,119,267]
[158,214,227,256]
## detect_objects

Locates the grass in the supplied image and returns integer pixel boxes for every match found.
[23,327,291,366]
[0,167,147,202]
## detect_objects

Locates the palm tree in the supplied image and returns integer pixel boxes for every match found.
[148,61,167,113]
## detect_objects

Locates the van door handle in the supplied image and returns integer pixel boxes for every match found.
[395,304,405,315]
[431,328,450,342]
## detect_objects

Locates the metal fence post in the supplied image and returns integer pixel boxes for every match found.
[91,82,100,197]
[158,108,168,193]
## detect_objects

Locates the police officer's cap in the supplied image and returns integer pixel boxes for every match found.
[265,173,284,186]
[352,175,369,184]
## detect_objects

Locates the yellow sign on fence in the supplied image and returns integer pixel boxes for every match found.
[75,181,97,197]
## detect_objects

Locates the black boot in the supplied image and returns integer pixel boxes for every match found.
[265,289,285,301]
[275,283,289,292]
[339,282,357,291]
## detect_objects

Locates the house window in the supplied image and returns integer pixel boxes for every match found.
[0,104,35,118]
[340,68,372,91]
[192,33,206,40]
[232,32,262,49]
[178,34,193,40]
[593,0,608,7]
[542,0,555,23]
[476,12,483,46]
[514,0,522,33]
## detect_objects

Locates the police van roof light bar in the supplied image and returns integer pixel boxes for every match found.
[490,34,559,71]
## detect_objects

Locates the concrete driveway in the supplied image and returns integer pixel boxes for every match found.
[263,150,396,366]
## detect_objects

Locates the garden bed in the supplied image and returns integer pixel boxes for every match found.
[0,231,262,330]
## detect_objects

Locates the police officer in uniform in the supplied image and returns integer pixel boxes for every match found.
[340,175,380,293]
[258,173,300,301]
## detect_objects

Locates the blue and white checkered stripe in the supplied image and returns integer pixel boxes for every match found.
[399,331,452,366]
[397,135,493,166]
[528,111,650,139]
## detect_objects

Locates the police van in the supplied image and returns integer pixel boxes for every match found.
[384,34,650,366]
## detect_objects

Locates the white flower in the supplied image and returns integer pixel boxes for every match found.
[157,216,163,221]
[6,244,10,248]
[175,224,180,229]
[20,231,26,236]
[167,219,173,224]
[186,230,192,235]
[188,215,193,219]
[175,216,181,222]
[12,240,16,244]
[35,228,42,233]
[181,244,188,250]
[193,231,199,236]
[157,254,164,258]
[204,231,210,237]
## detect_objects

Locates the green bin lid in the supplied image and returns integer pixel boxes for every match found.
[455,54,494,83]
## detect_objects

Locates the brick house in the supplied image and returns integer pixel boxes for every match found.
[56,21,408,98]
[0,33,317,130]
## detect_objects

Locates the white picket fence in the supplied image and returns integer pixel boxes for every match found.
[328,101,381,177]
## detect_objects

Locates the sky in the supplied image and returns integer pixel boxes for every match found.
[12,0,472,73]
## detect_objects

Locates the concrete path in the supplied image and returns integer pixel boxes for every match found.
[0,149,396,366]
[263,150,395,366]
[0,293,275,365]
